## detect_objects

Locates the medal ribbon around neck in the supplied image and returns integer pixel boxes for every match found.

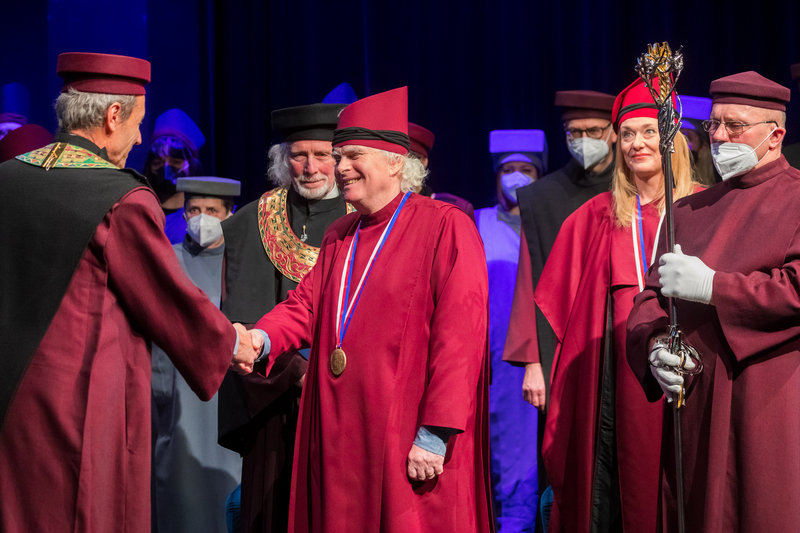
[335,191,411,348]
[632,195,665,292]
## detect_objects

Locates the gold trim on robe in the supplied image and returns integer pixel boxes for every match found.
[17,143,118,169]
[257,187,354,283]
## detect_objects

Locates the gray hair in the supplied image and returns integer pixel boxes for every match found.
[380,149,428,193]
[55,88,137,133]
[267,142,293,188]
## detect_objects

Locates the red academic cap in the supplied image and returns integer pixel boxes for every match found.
[555,90,615,121]
[710,71,790,111]
[612,78,677,131]
[333,87,409,155]
[408,122,435,157]
[0,124,52,163]
[57,52,151,95]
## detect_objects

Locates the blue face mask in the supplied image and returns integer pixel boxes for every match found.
[163,164,186,185]
[500,171,534,203]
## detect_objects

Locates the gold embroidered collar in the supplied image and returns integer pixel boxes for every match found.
[16,143,117,170]
[258,187,354,283]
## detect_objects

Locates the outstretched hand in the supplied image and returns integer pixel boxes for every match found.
[231,323,263,375]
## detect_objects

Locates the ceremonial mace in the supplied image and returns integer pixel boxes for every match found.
[635,42,703,533]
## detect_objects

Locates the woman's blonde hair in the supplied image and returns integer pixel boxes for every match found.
[611,129,697,226]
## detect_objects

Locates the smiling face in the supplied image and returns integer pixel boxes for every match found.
[105,95,145,168]
[619,116,662,180]
[333,145,403,214]
[288,139,338,200]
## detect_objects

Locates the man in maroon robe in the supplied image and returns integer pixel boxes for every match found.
[627,71,800,532]
[249,87,494,532]
[0,52,258,532]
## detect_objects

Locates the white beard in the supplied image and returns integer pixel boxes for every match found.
[293,173,338,200]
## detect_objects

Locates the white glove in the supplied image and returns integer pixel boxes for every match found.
[658,244,715,304]
[649,340,697,402]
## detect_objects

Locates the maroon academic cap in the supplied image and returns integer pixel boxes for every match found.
[709,71,790,112]
[408,122,435,157]
[333,87,409,155]
[791,63,800,82]
[57,52,151,95]
[555,90,615,121]
[0,124,52,163]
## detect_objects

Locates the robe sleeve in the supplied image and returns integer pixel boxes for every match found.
[712,222,800,362]
[255,255,317,376]
[503,227,540,365]
[417,208,489,433]
[104,189,236,401]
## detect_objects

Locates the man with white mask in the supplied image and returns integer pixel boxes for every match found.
[626,71,800,531]
[475,128,546,532]
[151,176,243,533]
[502,90,615,523]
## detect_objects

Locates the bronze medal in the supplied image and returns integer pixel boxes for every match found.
[330,347,346,376]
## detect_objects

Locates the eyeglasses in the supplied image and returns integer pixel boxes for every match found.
[701,119,777,136]
[564,123,611,139]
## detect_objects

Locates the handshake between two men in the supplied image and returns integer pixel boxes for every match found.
[230,323,265,375]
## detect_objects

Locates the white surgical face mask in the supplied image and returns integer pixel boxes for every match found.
[567,129,612,169]
[500,170,534,203]
[185,213,223,247]
[711,128,775,180]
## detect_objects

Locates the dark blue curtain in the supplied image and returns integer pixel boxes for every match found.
[2,0,799,207]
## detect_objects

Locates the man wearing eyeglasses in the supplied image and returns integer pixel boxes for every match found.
[627,71,800,531]
[502,90,615,525]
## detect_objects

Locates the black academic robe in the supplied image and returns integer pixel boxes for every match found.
[217,186,348,533]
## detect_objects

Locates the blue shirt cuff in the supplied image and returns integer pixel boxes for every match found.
[254,329,271,362]
[413,426,455,457]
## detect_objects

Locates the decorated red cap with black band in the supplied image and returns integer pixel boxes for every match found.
[611,78,676,131]
[57,52,151,95]
[555,90,615,121]
[333,87,409,155]
[408,122,435,157]
[709,71,790,111]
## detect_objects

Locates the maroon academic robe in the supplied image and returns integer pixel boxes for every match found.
[255,192,493,533]
[627,157,800,532]
[0,189,236,533]
[535,193,665,533]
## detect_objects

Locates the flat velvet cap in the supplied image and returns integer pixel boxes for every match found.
[489,129,548,174]
[0,83,30,124]
[177,177,241,197]
[791,63,800,81]
[57,52,151,95]
[612,78,676,131]
[710,71,790,111]
[555,90,615,121]
[153,108,205,151]
[334,86,409,155]
[271,103,346,143]
[0,124,52,163]
[408,122,435,157]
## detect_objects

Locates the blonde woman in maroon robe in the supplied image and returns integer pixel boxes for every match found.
[533,78,701,532]
[248,87,493,532]
[628,71,800,532]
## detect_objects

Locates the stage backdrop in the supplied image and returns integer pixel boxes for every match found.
[2,0,799,207]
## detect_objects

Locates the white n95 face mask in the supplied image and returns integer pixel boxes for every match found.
[711,128,775,180]
[186,213,223,247]
[501,171,534,203]
[567,131,611,169]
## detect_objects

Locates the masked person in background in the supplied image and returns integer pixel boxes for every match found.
[143,108,206,243]
[503,91,616,529]
[151,177,243,533]
[679,95,719,185]
[476,129,546,532]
